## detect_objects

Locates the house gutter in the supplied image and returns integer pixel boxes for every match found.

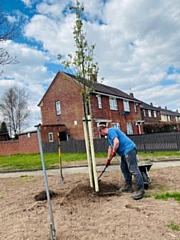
[93,91,141,103]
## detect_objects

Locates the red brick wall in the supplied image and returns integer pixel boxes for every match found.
[40,124,67,142]
[90,94,143,138]
[40,72,85,140]
[0,132,39,156]
[39,72,144,140]
[19,132,39,154]
[142,109,161,123]
[0,140,20,156]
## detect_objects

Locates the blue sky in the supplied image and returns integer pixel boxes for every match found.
[0,0,180,130]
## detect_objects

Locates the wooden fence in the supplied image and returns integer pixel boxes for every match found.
[42,132,180,153]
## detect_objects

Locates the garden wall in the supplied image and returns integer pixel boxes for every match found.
[0,131,39,156]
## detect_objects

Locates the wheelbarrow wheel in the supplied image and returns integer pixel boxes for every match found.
[141,171,149,190]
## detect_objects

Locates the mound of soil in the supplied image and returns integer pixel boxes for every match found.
[34,190,58,201]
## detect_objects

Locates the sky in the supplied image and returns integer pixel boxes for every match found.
[0,0,180,131]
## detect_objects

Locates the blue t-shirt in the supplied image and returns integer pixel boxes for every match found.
[108,128,136,156]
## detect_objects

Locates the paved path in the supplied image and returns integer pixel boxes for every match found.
[0,160,180,178]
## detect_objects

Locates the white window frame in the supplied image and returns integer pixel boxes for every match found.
[109,97,118,110]
[148,110,152,117]
[143,109,146,117]
[97,95,102,109]
[55,101,61,115]
[176,116,180,122]
[123,100,130,112]
[48,132,54,142]
[134,103,138,113]
[112,123,120,129]
[126,122,133,135]
[153,111,157,117]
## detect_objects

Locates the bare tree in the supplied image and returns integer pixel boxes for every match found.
[0,0,23,67]
[0,48,18,65]
[0,87,31,137]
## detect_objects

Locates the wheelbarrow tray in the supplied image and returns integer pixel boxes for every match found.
[138,161,153,172]
[137,161,153,189]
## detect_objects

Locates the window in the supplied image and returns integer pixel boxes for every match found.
[143,109,146,117]
[153,111,157,117]
[126,122,133,135]
[148,110,152,117]
[109,97,118,110]
[48,132,54,142]
[134,103,138,113]
[176,116,180,122]
[112,123,120,129]
[97,95,102,109]
[123,100,130,112]
[55,101,61,115]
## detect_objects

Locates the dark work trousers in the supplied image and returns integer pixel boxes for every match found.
[121,148,144,189]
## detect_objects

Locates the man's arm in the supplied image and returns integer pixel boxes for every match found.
[113,137,119,153]
[107,145,113,159]
[105,146,113,166]
[107,137,119,158]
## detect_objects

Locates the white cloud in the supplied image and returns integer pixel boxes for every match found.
[0,40,54,126]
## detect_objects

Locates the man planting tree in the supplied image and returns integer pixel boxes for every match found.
[98,125,145,200]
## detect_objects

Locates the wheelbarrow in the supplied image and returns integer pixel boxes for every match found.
[138,161,153,189]
[98,157,153,190]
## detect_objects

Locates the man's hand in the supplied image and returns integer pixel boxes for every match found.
[106,158,111,167]
[111,151,116,157]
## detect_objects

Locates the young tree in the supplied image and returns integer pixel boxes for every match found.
[58,1,102,115]
[0,87,31,138]
[58,1,102,191]
[0,1,23,67]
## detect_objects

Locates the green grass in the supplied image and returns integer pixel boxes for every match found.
[167,222,180,231]
[156,184,168,191]
[0,151,179,171]
[139,151,180,159]
[20,175,35,182]
[0,152,107,171]
[145,192,180,203]
[155,192,180,202]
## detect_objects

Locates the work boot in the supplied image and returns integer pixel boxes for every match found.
[120,184,133,193]
[132,187,145,200]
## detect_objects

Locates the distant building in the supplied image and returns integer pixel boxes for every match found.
[38,71,143,141]
[140,102,161,124]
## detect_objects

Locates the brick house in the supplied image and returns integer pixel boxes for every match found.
[140,102,161,124]
[158,106,180,123]
[140,102,180,124]
[140,102,180,133]
[38,71,143,141]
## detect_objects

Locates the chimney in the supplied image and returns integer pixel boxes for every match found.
[176,109,179,113]
[150,102,153,106]
[165,106,167,110]
[129,92,134,97]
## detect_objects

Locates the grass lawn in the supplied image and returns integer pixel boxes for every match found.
[0,151,180,171]
[0,152,107,171]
